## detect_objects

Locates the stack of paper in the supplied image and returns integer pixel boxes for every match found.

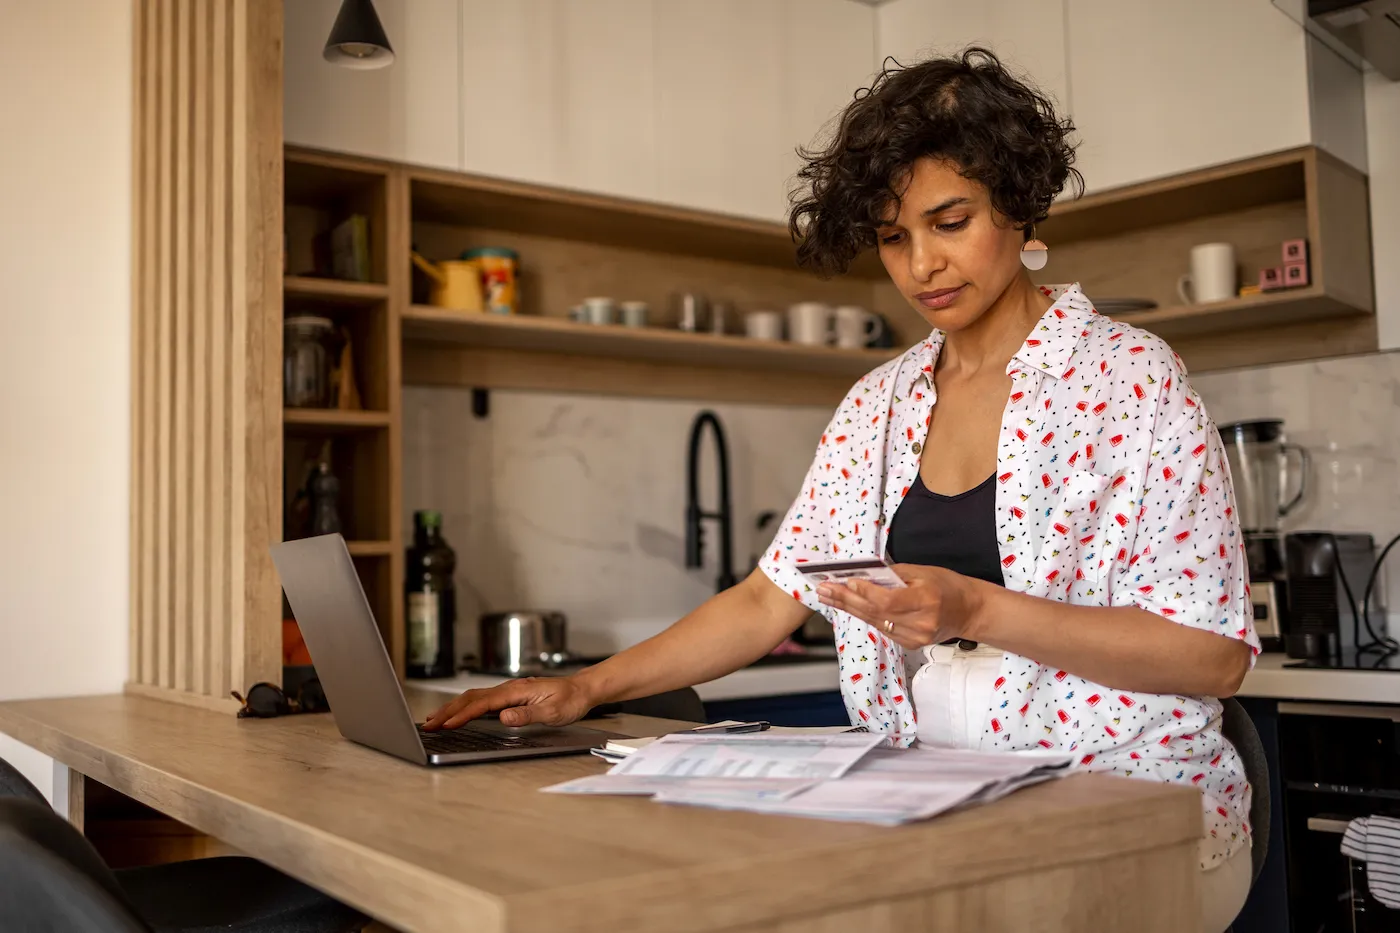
[545,733,1072,825]
[589,724,860,765]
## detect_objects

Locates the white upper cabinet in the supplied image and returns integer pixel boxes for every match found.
[653,0,876,223]
[284,0,461,170]
[458,0,659,202]
[875,0,1070,118]
[653,1,789,221]
[1065,0,1312,192]
[285,0,876,220]
[778,0,881,220]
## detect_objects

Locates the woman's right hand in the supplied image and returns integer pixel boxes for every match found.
[422,675,594,731]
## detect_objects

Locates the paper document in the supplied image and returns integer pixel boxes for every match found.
[542,774,815,801]
[606,732,885,781]
[543,734,1072,828]
[591,725,862,764]
[658,747,1071,822]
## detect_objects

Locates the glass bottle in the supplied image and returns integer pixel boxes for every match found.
[405,510,457,679]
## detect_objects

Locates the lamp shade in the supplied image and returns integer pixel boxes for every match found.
[323,0,394,70]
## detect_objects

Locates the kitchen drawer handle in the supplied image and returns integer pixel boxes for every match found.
[1307,816,1353,835]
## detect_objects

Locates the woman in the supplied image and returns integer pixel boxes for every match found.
[426,49,1258,931]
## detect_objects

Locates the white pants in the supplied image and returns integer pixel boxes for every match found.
[910,642,1254,932]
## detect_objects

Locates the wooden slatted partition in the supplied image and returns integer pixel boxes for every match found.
[129,0,283,710]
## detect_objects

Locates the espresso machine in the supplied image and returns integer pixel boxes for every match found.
[1221,419,1384,663]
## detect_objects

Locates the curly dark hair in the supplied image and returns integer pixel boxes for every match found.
[789,47,1082,276]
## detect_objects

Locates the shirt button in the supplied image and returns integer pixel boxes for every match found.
[912,441,922,454]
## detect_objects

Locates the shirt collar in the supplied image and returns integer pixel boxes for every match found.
[906,283,1096,393]
[1009,283,1097,380]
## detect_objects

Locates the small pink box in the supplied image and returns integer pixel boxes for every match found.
[1282,238,1309,264]
[1283,260,1310,287]
[1260,267,1284,290]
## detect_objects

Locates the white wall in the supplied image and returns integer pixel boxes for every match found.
[0,0,132,800]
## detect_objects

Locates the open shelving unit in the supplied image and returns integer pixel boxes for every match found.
[282,149,404,677]
[1038,146,1375,369]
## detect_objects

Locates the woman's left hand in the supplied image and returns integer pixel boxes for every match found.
[816,563,990,650]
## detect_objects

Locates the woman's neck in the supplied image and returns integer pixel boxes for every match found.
[938,276,1052,378]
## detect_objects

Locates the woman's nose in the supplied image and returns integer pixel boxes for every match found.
[909,233,945,284]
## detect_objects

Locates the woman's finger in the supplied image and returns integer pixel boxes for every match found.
[857,611,935,648]
[817,582,880,623]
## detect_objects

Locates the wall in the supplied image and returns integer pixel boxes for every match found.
[402,389,830,656]
[1192,351,1400,621]
[0,1,132,799]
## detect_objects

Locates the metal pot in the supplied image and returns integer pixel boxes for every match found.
[478,610,571,676]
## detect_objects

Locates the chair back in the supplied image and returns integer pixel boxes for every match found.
[0,798,149,932]
[0,755,49,805]
[1220,696,1270,884]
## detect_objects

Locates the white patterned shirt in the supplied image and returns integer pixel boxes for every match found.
[760,284,1260,868]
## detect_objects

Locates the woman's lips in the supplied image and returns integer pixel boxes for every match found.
[915,285,966,309]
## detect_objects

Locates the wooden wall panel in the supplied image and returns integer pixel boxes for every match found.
[129,0,283,710]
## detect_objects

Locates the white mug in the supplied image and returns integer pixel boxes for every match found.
[744,310,783,341]
[1177,243,1236,305]
[833,305,885,350]
[582,296,617,325]
[619,300,649,328]
[787,302,834,346]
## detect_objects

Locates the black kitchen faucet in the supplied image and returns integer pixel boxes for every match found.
[685,410,737,593]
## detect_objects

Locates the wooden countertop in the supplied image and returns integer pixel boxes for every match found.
[0,691,1202,933]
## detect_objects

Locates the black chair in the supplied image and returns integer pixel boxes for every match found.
[1220,696,1270,886]
[0,759,367,933]
[619,686,707,723]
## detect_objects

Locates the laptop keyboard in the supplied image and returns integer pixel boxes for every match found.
[418,725,552,754]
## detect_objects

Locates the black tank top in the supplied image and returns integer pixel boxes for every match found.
[886,472,1005,587]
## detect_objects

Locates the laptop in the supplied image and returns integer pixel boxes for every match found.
[270,533,620,765]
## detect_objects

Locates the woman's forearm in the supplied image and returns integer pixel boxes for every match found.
[966,582,1252,697]
[571,568,809,707]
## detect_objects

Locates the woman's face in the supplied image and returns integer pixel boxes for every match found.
[876,157,1027,333]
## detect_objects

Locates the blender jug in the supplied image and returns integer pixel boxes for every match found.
[1219,419,1310,533]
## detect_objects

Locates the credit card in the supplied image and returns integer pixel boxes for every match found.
[796,557,907,589]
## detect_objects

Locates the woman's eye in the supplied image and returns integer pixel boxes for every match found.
[936,218,970,233]
[879,232,904,245]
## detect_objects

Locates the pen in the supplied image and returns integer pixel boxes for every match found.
[682,721,771,734]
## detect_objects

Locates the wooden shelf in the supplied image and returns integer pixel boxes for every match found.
[345,540,394,557]
[1043,148,1310,244]
[283,275,388,306]
[283,408,391,433]
[1108,287,1368,339]
[401,306,897,377]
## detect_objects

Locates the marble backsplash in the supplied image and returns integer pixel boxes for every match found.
[404,349,1400,656]
[402,388,831,656]
[1190,349,1400,625]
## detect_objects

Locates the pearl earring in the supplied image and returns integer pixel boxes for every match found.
[1020,225,1048,271]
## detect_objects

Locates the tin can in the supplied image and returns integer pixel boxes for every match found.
[464,247,519,315]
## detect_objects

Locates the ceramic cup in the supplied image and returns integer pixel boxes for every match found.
[1177,243,1236,305]
[787,302,834,346]
[582,296,617,325]
[744,310,783,341]
[620,300,649,328]
[833,305,886,349]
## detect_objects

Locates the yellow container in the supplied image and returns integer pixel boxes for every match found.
[464,247,519,315]
[411,252,483,312]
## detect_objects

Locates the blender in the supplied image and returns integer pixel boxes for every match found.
[1219,419,1309,652]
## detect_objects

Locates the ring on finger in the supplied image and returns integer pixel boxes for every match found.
[883,619,895,634]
